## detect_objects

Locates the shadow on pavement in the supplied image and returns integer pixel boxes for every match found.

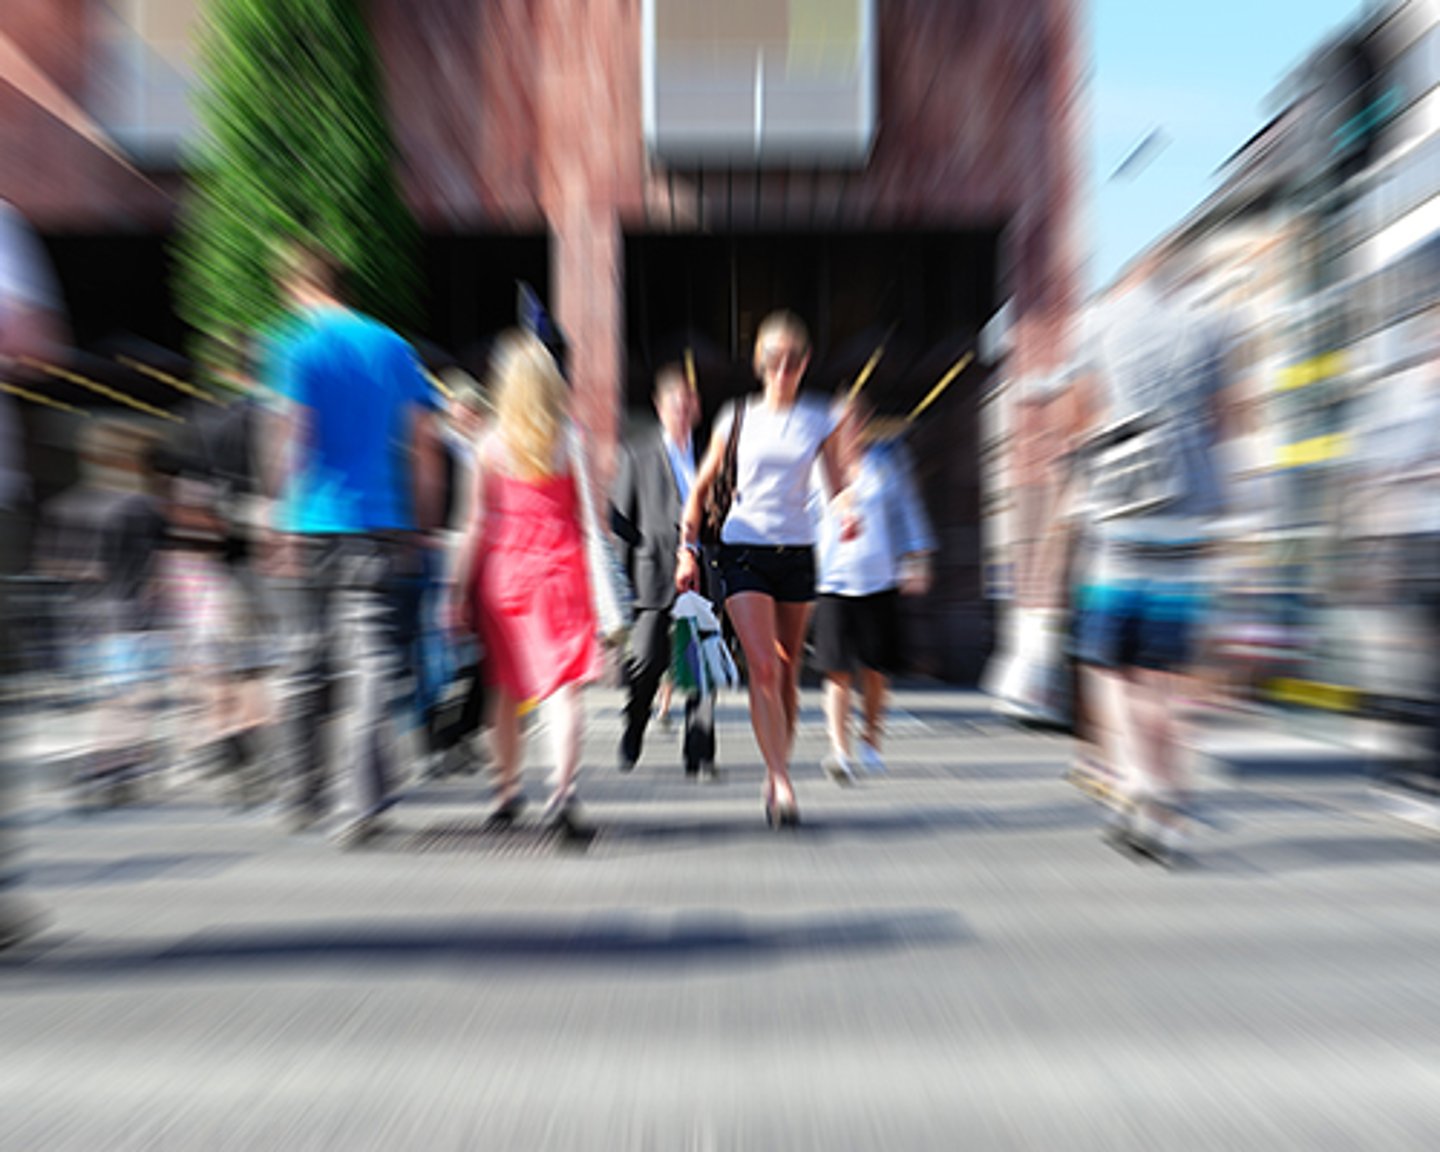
[25,853,253,890]
[0,909,969,981]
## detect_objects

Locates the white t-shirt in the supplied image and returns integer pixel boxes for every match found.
[815,440,936,596]
[1078,281,1226,546]
[716,395,837,547]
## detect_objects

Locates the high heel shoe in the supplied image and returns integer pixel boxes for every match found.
[484,789,528,831]
[764,781,800,829]
[543,790,594,846]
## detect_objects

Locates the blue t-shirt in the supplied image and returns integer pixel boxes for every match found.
[272,307,438,534]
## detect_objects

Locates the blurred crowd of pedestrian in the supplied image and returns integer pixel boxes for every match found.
[0,197,951,949]
[8,181,1435,958]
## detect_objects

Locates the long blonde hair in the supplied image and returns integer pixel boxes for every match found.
[492,330,568,480]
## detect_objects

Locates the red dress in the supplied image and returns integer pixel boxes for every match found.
[473,457,601,705]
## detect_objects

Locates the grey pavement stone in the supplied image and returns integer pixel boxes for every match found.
[3,688,1440,1150]
[1192,708,1382,780]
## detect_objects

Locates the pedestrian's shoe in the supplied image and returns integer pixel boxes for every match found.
[764,780,801,829]
[857,741,886,775]
[483,790,528,831]
[697,762,723,784]
[332,814,387,851]
[542,793,594,847]
[1107,798,1187,868]
[822,751,857,786]
[617,741,638,774]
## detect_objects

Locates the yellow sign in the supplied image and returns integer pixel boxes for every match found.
[1275,352,1345,393]
[1275,434,1348,468]
[1264,678,1361,713]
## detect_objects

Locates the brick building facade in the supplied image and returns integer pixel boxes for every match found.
[0,0,1082,680]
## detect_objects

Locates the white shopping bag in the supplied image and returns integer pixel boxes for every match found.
[672,591,740,696]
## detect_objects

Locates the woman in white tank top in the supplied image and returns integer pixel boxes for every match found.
[676,311,857,828]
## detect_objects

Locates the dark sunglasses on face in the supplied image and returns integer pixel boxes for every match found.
[765,349,806,373]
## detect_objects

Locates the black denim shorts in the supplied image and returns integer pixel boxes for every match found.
[718,543,816,604]
[813,589,902,675]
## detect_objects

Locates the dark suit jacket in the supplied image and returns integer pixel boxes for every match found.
[610,427,691,611]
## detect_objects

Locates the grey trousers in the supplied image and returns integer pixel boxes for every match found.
[286,535,422,824]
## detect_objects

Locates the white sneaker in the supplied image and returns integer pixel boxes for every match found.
[857,741,886,775]
[822,751,857,786]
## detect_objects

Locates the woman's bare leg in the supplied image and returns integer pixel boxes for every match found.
[726,592,789,797]
[775,601,815,756]
[860,668,888,751]
[544,683,583,808]
[490,688,522,801]
[824,672,853,758]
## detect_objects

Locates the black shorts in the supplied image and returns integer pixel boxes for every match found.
[719,544,816,604]
[813,590,902,675]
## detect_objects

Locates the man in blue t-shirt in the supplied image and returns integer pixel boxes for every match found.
[266,239,442,846]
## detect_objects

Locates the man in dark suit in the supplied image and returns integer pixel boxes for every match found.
[611,367,717,779]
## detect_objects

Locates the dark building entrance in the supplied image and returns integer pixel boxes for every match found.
[38,231,553,376]
[420,234,550,372]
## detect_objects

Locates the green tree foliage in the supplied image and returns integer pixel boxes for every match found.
[173,0,419,371]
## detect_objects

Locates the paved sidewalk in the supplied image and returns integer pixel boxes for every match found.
[3,687,1440,1150]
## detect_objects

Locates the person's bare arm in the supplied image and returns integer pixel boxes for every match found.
[675,421,730,592]
[449,443,487,633]
[1034,370,1101,599]
[819,426,860,540]
[410,406,444,535]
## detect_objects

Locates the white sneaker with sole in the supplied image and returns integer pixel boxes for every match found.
[857,742,885,775]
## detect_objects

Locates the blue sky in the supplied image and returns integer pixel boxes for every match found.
[1088,0,1364,290]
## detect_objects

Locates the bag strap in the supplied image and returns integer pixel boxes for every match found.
[723,399,745,480]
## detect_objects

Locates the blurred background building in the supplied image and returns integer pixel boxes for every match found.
[0,0,1085,683]
[983,0,1440,724]
[1153,0,1439,715]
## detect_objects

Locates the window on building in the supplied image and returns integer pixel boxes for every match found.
[643,0,877,165]
[89,0,200,165]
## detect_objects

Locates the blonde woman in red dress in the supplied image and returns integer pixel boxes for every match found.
[454,332,601,837]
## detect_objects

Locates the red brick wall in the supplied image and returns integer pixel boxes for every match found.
[0,0,173,228]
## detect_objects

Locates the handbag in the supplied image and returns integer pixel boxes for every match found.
[568,427,634,645]
[700,400,745,547]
